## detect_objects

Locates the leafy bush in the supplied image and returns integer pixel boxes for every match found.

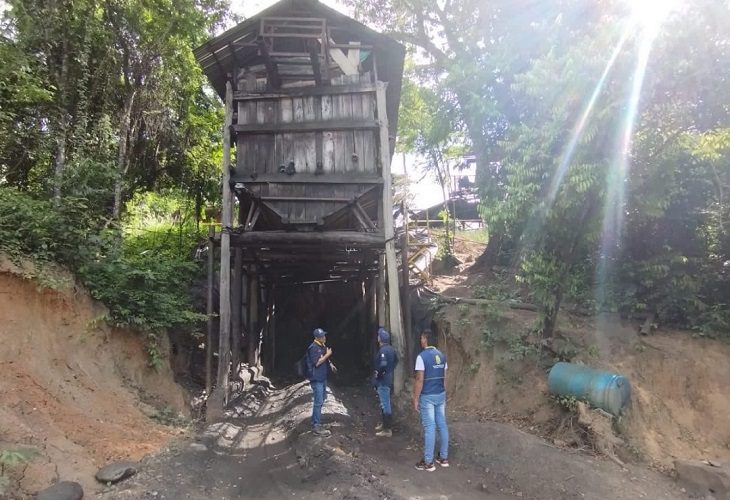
[0,187,206,365]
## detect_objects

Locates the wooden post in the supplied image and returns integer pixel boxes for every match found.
[401,202,413,369]
[270,284,277,373]
[231,247,243,379]
[248,265,259,367]
[452,197,457,247]
[241,266,249,365]
[206,225,215,395]
[377,254,386,327]
[359,278,368,366]
[262,286,269,372]
[231,202,245,377]
[216,79,234,405]
[375,81,405,394]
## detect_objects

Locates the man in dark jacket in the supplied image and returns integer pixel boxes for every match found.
[373,327,398,437]
[307,327,337,436]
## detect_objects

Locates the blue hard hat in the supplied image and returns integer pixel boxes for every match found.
[377,327,390,343]
[313,327,327,338]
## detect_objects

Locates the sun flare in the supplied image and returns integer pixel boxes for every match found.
[629,0,683,32]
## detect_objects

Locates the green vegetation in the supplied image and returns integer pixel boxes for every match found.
[0,189,207,366]
[349,0,730,339]
[0,0,229,362]
[454,229,488,245]
[554,394,579,413]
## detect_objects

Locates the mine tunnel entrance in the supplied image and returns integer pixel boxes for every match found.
[267,280,378,385]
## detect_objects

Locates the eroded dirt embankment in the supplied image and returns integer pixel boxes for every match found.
[0,258,187,497]
[435,300,730,471]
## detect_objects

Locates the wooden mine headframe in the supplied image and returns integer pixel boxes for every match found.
[195,0,407,405]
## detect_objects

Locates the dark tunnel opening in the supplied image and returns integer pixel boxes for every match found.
[266,280,378,386]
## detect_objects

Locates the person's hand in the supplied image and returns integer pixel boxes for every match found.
[412,398,419,413]
[330,362,338,374]
[326,347,333,357]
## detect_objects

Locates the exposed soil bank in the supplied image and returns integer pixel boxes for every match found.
[0,258,187,497]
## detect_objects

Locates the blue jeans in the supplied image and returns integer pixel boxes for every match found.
[419,392,448,463]
[377,385,392,415]
[310,380,327,426]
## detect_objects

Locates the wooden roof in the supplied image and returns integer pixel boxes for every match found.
[194,0,405,132]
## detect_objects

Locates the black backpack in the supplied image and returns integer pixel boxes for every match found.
[294,346,312,379]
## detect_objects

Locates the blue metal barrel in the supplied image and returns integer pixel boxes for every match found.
[548,362,631,416]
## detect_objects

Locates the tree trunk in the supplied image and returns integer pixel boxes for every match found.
[113,89,137,218]
[53,123,67,202]
[474,230,504,268]
[542,283,563,339]
[542,197,598,339]
[52,48,70,203]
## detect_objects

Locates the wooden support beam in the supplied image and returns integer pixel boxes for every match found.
[270,285,277,373]
[401,213,413,369]
[347,41,361,70]
[232,119,378,134]
[244,201,257,230]
[231,247,243,377]
[243,201,261,232]
[216,80,234,406]
[377,254,386,327]
[248,205,261,230]
[233,83,375,100]
[256,36,281,89]
[206,226,215,395]
[260,196,350,203]
[241,266,249,366]
[314,94,324,172]
[351,204,371,231]
[307,39,323,86]
[228,230,385,246]
[248,265,259,366]
[376,81,405,394]
[360,279,368,364]
[328,38,358,75]
[353,200,376,230]
[232,173,383,185]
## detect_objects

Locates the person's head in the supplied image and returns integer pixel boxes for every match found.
[313,327,327,344]
[377,327,390,346]
[420,328,437,349]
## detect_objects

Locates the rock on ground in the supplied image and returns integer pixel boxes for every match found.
[35,481,84,500]
[674,460,730,500]
[95,461,138,484]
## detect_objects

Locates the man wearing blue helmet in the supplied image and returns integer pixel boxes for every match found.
[307,327,337,436]
[373,326,398,437]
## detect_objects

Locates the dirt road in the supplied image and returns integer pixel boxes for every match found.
[99,382,685,499]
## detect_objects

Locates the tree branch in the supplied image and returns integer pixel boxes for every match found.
[385,31,449,65]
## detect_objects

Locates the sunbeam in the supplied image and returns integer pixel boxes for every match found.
[595,17,664,308]
[517,21,634,256]
[545,26,633,205]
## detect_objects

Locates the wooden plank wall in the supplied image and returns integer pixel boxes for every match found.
[236,74,378,225]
